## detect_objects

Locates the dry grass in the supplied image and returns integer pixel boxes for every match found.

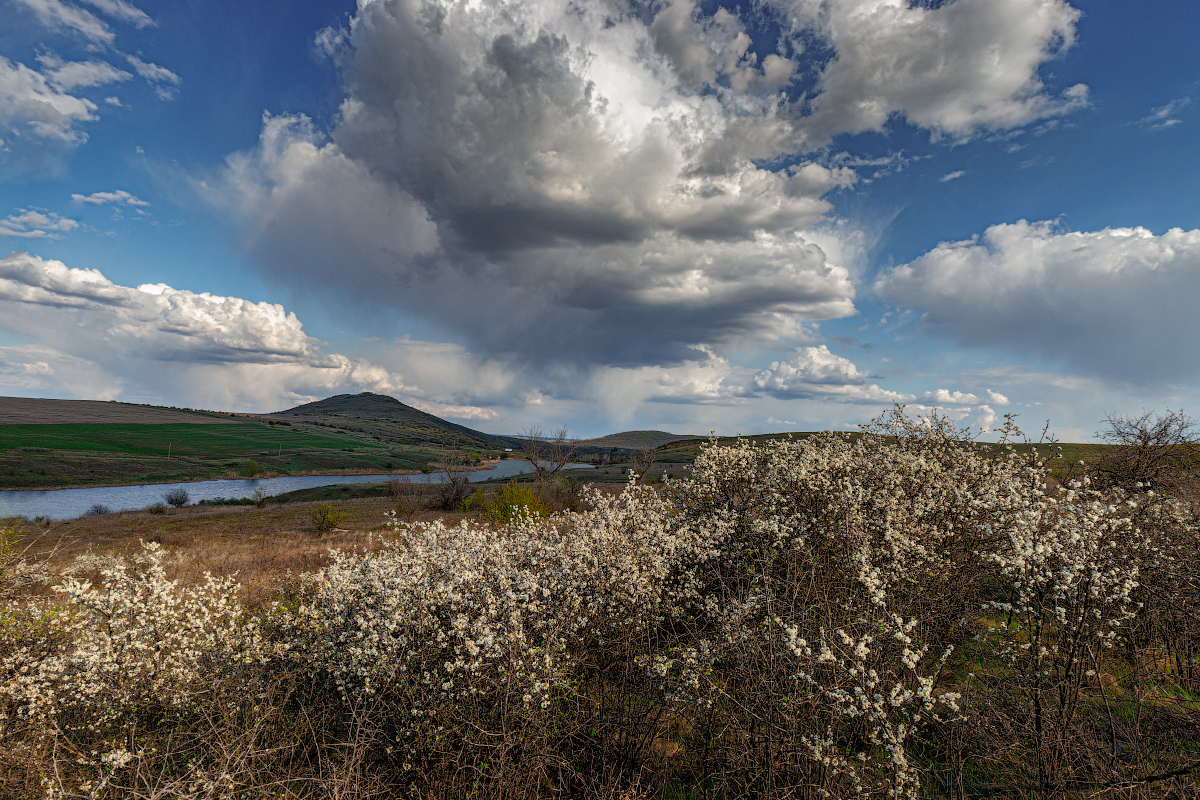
[5,498,476,608]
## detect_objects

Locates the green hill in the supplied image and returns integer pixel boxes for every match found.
[275,392,514,449]
[574,430,702,450]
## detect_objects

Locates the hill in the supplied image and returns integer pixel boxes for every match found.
[574,430,702,449]
[274,392,514,449]
[0,396,237,425]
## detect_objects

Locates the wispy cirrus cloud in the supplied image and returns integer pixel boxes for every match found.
[1136,97,1190,129]
[72,189,148,206]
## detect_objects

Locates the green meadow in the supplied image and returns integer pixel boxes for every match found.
[0,422,381,456]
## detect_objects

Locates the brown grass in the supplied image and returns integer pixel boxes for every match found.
[5,498,471,608]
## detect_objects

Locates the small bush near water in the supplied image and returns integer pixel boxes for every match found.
[2,407,1199,799]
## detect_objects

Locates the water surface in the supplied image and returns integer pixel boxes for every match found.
[0,460,592,521]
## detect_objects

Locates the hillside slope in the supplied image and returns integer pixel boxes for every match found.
[574,430,702,450]
[0,396,236,425]
[275,392,513,449]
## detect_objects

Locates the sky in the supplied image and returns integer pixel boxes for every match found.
[0,0,1198,441]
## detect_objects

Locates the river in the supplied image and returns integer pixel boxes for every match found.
[0,460,593,521]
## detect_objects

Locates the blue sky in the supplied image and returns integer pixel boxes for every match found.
[1,0,1198,440]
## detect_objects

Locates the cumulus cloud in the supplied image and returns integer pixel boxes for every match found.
[0,55,98,155]
[753,345,911,402]
[875,221,1200,383]
[71,189,148,206]
[919,388,979,405]
[0,251,439,411]
[219,0,1087,371]
[0,209,79,237]
[917,388,1007,406]
[783,0,1088,142]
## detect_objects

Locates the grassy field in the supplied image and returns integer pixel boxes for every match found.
[0,393,516,489]
[0,422,381,456]
[0,421,439,489]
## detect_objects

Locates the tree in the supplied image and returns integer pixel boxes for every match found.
[436,456,474,510]
[518,425,577,483]
[1092,409,1200,497]
[630,445,661,484]
[163,488,190,508]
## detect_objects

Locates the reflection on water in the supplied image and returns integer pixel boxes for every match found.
[0,460,593,521]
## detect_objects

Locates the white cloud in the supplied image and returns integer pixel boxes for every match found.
[408,400,500,421]
[77,0,153,29]
[0,344,118,398]
[9,0,115,43]
[781,0,1088,143]
[0,251,429,411]
[71,189,148,206]
[875,220,1200,383]
[1136,97,1190,130]
[0,0,175,170]
[917,388,1007,407]
[220,0,1088,372]
[0,54,97,152]
[124,55,180,85]
[919,388,980,405]
[940,170,965,182]
[0,209,79,238]
[753,345,912,402]
[10,0,154,40]
[36,54,132,91]
[124,55,180,99]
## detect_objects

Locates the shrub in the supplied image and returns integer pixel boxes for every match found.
[163,488,189,508]
[145,501,166,514]
[476,480,550,523]
[4,406,1199,799]
[243,459,261,478]
[84,503,111,516]
[309,501,347,532]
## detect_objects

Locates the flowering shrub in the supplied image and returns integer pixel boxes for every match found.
[274,482,703,787]
[2,407,1198,798]
[1,543,260,734]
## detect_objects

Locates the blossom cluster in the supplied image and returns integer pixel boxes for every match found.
[1,407,1195,798]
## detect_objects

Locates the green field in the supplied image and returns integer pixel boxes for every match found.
[0,422,383,457]
[0,421,440,489]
